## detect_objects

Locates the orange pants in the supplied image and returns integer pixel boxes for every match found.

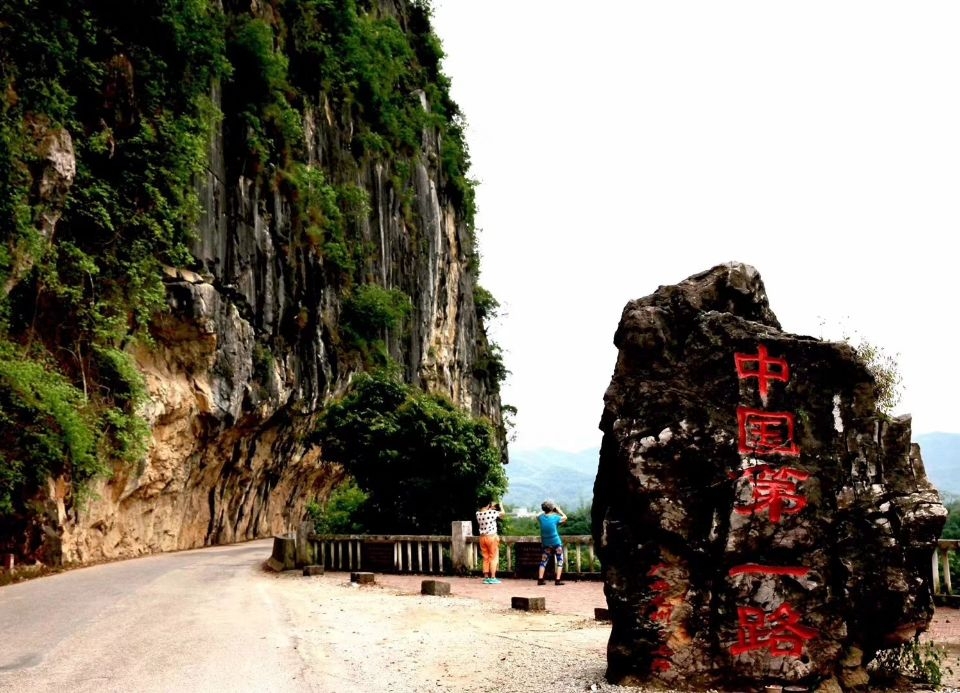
[479,534,500,576]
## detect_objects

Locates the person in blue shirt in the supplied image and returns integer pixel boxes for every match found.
[536,499,567,586]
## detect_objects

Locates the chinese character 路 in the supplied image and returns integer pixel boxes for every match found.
[730,603,817,658]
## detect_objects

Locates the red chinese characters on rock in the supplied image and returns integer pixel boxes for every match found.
[647,564,675,670]
[737,407,800,457]
[727,346,818,661]
[735,344,790,400]
[730,603,817,658]
[734,465,810,523]
[651,645,674,672]
[728,564,809,578]
[728,565,818,657]
[648,563,674,623]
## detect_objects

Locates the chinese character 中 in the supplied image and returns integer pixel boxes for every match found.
[735,344,790,399]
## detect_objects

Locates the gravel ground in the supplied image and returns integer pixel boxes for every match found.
[266,569,695,693]
[265,569,960,693]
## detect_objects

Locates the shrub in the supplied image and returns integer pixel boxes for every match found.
[869,637,954,687]
[343,284,412,341]
[472,342,508,390]
[473,285,499,322]
[307,478,369,534]
[0,345,102,513]
[317,370,506,534]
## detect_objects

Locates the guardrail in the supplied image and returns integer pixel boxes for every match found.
[295,525,960,595]
[932,539,960,605]
[465,534,599,574]
[309,534,452,574]
[302,521,600,577]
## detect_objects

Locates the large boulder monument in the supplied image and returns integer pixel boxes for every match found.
[592,262,947,692]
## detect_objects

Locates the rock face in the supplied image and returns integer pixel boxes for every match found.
[36,5,504,564]
[592,262,947,692]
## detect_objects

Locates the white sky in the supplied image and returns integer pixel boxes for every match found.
[430,2,960,452]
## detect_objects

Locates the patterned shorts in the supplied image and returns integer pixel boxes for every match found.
[539,544,564,568]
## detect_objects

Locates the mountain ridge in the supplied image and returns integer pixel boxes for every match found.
[505,432,960,509]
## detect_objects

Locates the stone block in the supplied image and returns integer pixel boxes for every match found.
[513,542,547,578]
[302,565,324,577]
[594,607,610,621]
[266,535,297,572]
[511,596,545,611]
[420,580,451,596]
[350,571,375,585]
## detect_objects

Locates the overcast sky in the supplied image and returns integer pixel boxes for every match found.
[430,2,960,453]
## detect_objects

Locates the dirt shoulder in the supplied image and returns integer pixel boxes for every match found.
[261,570,646,693]
[262,569,960,693]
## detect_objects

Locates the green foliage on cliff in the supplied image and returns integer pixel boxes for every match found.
[0,345,99,514]
[0,0,501,558]
[227,0,476,224]
[317,370,507,534]
[343,284,412,339]
[0,0,226,520]
[340,284,413,366]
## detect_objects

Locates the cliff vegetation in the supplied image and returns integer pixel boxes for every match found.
[0,0,506,563]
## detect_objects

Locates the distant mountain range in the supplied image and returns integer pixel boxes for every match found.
[504,433,960,510]
[916,432,960,500]
[502,448,599,511]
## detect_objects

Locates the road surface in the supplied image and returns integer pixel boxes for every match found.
[0,539,318,692]
[0,539,617,693]
[5,539,956,692]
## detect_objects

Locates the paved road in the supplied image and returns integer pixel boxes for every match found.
[0,539,310,692]
[0,541,614,693]
[3,538,959,693]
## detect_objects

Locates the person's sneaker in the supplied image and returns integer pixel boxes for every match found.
[537,579,546,586]
[487,578,501,584]
[555,580,565,586]
[482,577,492,584]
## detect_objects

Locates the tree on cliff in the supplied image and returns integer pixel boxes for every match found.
[316,371,507,534]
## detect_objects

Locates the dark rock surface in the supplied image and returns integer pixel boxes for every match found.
[592,262,947,692]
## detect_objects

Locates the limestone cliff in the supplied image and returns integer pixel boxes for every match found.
[0,1,504,564]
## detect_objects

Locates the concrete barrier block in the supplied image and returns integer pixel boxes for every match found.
[266,535,297,572]
[511,596,545,611]
[421,579,451,596]
[350,571,375,585]
[302,565,324,576]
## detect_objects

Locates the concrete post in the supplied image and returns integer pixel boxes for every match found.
[296,520,315,568]
[451,520,473,573]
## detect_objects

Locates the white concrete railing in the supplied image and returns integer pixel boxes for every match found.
[932,539,960,601]
[308,534,452,574]
[306,523,600,576]
[465,534,599,573]
[306,528,950,586]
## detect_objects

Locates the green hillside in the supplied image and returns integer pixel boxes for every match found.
[503,448,598,510]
